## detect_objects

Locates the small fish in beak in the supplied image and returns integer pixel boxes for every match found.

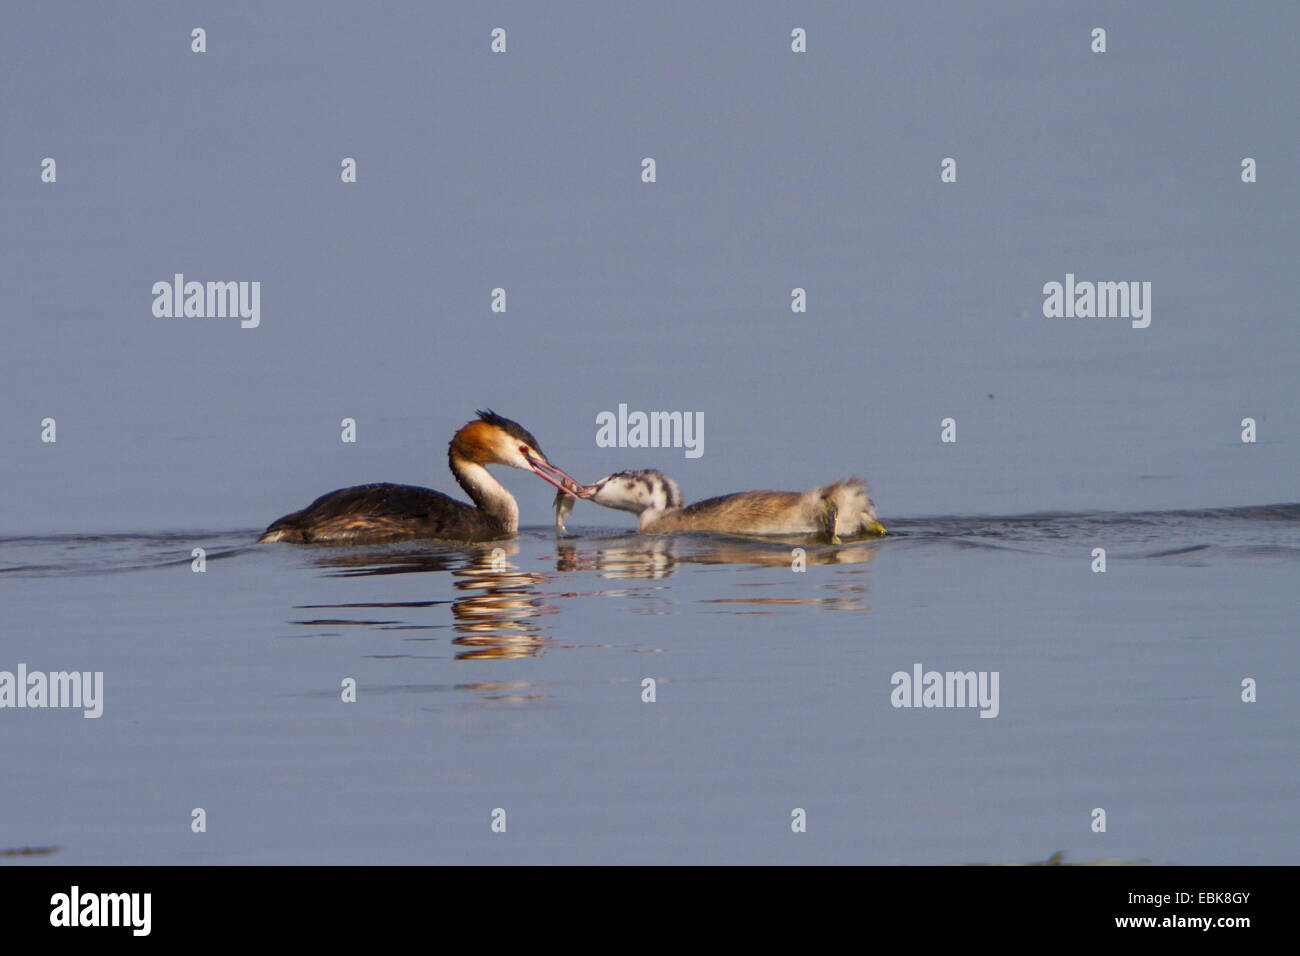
[526,453,589,498]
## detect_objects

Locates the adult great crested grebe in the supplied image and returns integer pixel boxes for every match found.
[260,410,586,544]
[555,469,886,542]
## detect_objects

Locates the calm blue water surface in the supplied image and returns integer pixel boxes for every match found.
[2,506,1296,864]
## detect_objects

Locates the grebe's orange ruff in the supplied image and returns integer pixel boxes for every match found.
[260,411,585,545]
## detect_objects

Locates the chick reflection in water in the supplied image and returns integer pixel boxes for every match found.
[554,536,875,611]
[556,535,880,576]
[555,536,680,579]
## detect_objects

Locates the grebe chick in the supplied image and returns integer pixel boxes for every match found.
[557,469,885,542]
[260,410,585,545]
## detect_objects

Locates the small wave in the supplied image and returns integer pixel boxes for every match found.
[883,503,1300,562]
[0,530,257,579]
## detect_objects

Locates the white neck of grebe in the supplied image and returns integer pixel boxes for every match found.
[450,456,520,532]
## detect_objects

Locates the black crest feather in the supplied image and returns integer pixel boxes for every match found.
[474,409,545,456]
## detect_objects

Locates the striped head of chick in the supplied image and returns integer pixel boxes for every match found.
[587,470,683,517]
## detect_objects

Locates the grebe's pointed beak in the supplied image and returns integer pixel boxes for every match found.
[525,454,591,498]
[866,519,887,536]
